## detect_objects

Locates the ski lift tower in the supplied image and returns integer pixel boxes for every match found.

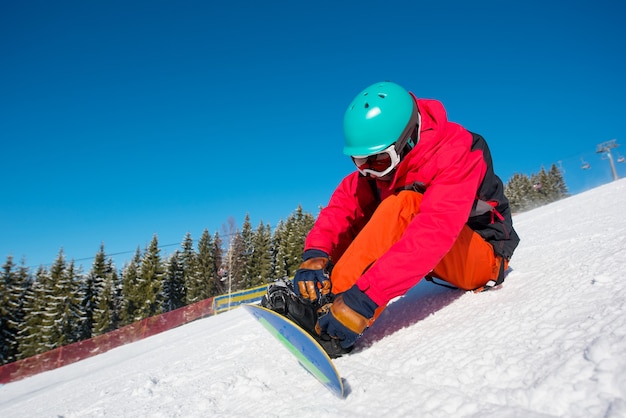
[596,139,620,181]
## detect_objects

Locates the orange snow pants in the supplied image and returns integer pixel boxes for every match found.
[330,191,506,318]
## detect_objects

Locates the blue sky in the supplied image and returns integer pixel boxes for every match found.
[2,0,625,269]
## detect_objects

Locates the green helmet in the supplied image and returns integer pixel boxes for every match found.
[343,81,417,156]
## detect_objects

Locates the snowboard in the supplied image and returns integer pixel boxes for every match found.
[243,304,345,398]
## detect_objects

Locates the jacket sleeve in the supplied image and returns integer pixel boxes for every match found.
[305,172,378,262]
[356,143,487,307]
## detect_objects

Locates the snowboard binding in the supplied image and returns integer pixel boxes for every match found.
[261,278,351,358]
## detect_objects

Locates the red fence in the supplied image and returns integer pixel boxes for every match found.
[0,297,214,384]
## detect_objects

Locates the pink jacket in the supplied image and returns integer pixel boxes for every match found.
[304,97,518,306]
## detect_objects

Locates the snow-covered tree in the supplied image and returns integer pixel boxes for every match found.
[17,266,50,358]
[79,244,107,340]
[120,248,142,325]
[93,258,121,336]
[0,256,30,364]
[162,250,186,312]
[249,221,272,286]
[134,235,164,319]
[39,252,84,351]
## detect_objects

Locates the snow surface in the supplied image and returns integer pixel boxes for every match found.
[1,179,626,417]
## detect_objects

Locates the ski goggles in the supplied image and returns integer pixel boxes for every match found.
[351,144,401,178]
[351,121,420,177]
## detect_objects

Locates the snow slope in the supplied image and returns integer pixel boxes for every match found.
[1,179,626,417]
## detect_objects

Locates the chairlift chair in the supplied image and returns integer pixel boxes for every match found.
[581,159,591,170]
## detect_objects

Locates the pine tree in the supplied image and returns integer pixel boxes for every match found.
[272,220,288,278]
[0,256,15,364]
[228,231,246,292]
[182,232,199,304]
[240,214,254,289]
[162,250,186,312]
[135,235,164,319]
[40,252,83,351]
[38,255,62,352]
[210,231,224,296]
[111,258,123,324]
[93,258,120,336]
[12,260,31,359]
[178,232,199,305]
[520,172,538,211]
[505,173,535,213]
[193,229,214,302]
[549,163,569,201]
[120,248,142,325]
[79,244,107,340]
[296,206,316,251]
[0,256,30,364]
[18,266,50,358]
[61,260,84,345]
[249,221,273,286]
[531,167,552,207]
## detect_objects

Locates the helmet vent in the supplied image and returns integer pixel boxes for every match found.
[378,93,387,99]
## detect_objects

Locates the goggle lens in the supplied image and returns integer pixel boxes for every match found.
[352,153,393,173]
[351,144,401,177]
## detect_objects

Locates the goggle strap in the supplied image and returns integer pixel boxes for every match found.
[395,104,420,153]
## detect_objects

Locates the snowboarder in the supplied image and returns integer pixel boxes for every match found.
[263,81,520,356]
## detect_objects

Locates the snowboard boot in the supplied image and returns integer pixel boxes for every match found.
[261,278,318,333]
[261,278,352,358]
[286,294,352,358]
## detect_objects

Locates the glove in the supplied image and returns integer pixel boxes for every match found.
[293,249,331,303]
[315,285,378,349]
